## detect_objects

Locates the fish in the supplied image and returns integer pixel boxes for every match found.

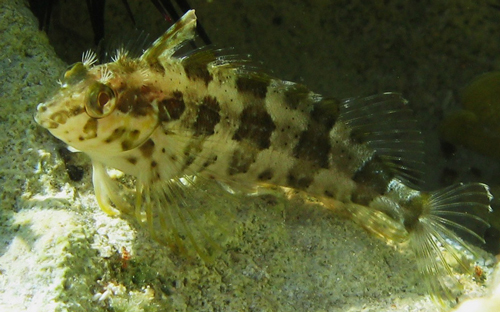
[34,10,493,306]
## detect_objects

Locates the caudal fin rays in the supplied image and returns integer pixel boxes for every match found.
[410,183,492,306]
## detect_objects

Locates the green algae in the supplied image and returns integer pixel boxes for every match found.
[440,72,500,159]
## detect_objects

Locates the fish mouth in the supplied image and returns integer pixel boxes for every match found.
[34,103,45,123]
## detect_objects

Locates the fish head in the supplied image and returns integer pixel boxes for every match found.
[35,58,159,157]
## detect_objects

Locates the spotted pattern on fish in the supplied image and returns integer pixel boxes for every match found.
[34,10,493,305]
[182,51,215,86]
[139,139,155,158]
[193,96,220,136]
[82,118,98,140]
[232,105,275,149]
[158,91,185,122]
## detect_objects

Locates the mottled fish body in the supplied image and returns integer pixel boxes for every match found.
[35,10,492,306]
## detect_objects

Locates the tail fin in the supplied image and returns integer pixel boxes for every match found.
[410,183,492,306]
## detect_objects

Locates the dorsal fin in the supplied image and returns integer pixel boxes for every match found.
[339,93,425,187]
[140,10,197,64]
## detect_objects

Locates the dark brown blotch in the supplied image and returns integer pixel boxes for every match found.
[45,121,59,129]
[193,96,221,136]
[228,149,257,176]
[293,124,331,169]
[181,139,204,170]
[129,129,140,140]
[116,91,133,113]
[352,156,392,197]
[324,190,334,198]
[121,139,133,151]
[283,83,310,110]
[50,111,68,125]
[236,75,270,99]
[82,118,98,139]
[158,91,186,122]
[126,157,137,165]
[310,98,340,129]
[233,106,276,149]
[351,157,394,206]
[182,50,215,86]
[150,61,165,75]
[183,154,196,169]
[257,168,273,181]
[139,139,155,158]
[286,172,313,190]
[116,88,154,117]
[70,106,85,116]
[105,127,126,143]
[202,155,218,168]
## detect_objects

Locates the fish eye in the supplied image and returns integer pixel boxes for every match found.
[86,82,116,118]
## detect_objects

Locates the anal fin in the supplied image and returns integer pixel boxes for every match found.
[345,200,409,243]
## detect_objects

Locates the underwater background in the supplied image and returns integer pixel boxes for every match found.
[0,0,499,311]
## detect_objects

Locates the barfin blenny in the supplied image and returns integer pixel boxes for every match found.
[35,10,493,307]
